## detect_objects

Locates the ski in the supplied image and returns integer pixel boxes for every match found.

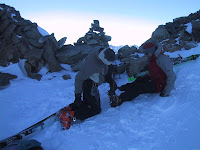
[172,54,200,65]
[0,112,59,149]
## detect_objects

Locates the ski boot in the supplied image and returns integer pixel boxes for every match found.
[107,90,122,107]
[59,108,75,130]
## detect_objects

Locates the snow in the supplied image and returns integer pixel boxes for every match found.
[174,37,180,45]
[185,22,192,34]
[1,45,200,150]
[37,26,49,36]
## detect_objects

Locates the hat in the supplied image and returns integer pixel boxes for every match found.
[142,42,156,55]
[98,48,115,65]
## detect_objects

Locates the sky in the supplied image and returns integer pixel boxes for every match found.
[1,0,200,46]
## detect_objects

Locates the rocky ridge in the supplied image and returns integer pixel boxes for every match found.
[0,3,200,89]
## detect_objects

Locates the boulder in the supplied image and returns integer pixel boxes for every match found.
[192,20,200,42]
[128,56,148,77]
[43,40,62,72]
[62,74,71,80]
[117,45,138,60]
[0,72,17,90]
[56,44,102,65]
[151,25,170,42]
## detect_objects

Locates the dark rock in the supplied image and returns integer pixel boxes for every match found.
[0,72,17,89]
[58,37,67,49]
[24,47,44,60]
[183,42,197,50]
[152,25,170,42]
[43,40,62,72]
[0,18,12,33]
[192,20,200,42]
[118,45,136,60]
[56,44,102,65]
[23,27,42,40]
[62,74,71,80]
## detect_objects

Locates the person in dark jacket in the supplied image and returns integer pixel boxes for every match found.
[112,42,176,107]
[59,47,117,129]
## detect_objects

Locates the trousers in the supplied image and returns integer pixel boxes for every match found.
[119,76,157,102]
[70,79,101,120]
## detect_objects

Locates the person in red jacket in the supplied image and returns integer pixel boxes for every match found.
[112,42,176,107]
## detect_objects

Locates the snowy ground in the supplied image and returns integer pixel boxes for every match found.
[1,44,200,150]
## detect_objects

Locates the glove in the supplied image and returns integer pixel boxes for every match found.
[74,93,82,107]
[160,90,168,97]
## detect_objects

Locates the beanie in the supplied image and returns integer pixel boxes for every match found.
[142,42,156,55]
[98,48,115,65]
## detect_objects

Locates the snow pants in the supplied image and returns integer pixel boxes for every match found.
[119,76,158,103]
[70,79,101,121]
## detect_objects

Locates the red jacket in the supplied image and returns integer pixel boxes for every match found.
[149,54,167,92]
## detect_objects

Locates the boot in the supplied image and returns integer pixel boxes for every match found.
[59,110,74,130]
[63,106,73,111]
[109,92,122,107]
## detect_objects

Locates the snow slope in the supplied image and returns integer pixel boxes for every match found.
[1,45,200,150]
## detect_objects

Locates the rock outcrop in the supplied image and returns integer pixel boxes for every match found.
[0,4,112,81]
[1,3,200,87]
[141,10,200,52]
[0,4,64,78]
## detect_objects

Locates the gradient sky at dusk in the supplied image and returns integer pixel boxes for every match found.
[1,0,199,46]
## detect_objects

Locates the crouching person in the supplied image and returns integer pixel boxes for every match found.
[113,42,176,107]
[59,47,116,129]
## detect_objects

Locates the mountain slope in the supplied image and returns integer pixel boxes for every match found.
[1,45,200,150]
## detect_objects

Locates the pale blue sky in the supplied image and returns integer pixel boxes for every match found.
[1,0,200,46]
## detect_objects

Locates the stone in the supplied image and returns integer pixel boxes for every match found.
[23,27,42,40]
[192,20,200,42]
[125,56,148,77]
[118,45,135,60]
[3,23,16,35]
[183,42,197,50]
[0,18,12,33]
[24,47,44,60]
[58,37,67,49]
[62,74,71,80]
[11,33,21,44]
[0,72,17,90]
[27,39,43,48]
[152,25,170,42]
[43,40,62,72]
[56,45,101,65]
[0,7,7,17]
